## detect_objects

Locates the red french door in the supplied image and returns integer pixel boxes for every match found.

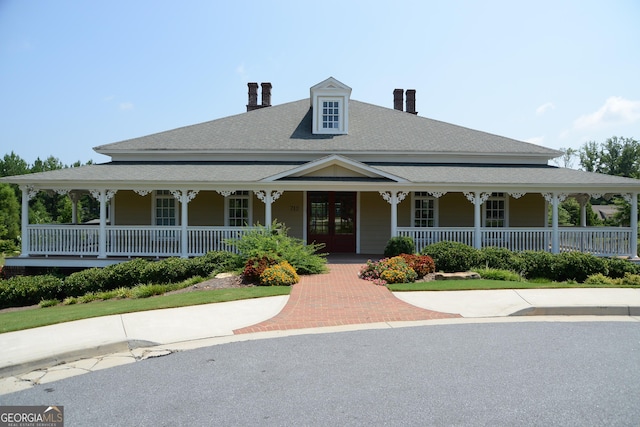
[308,192,356,253]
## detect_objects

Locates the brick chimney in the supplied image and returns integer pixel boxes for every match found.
[247,83,259,111]
[393,89,404,111]
[261,82,272,107]
[405,89,417,115]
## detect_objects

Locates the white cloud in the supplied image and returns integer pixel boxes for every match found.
[536,102,555,115]
[236,64,246,78]
[119,102,134,111]
[573,96,640,130]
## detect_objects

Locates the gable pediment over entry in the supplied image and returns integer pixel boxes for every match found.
[262,154,407,182]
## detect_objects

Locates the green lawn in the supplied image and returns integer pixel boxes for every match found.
[0,286,290,334]
[387,279,619,292]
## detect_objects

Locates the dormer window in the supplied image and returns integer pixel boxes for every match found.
[310,77,351,135]
[322,100,340,129]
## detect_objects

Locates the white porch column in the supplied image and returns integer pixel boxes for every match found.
[630,193,638,259]
[19,185,37,257]
[256,190,283,226]
[464,191,489,249]
[543,193,566,254]
[171,190,199,258]
[575,194,588,227]
[379,191,407,237]
[91,190,116,259]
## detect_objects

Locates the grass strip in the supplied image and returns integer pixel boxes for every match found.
[0,286,290,334]
[387,279,622,292]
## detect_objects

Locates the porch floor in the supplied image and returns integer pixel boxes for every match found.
[234,254,460,333]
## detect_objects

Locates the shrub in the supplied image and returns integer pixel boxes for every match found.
[64,267,110,296]
[105,258,149,289]
[384,236,415,257]
[474,267,522,282]
[190,251,242,277]
[399,254,435,278]
[0,275,64,309]
[39,299,59,308]
[603,257,640,279]
[478,247,523,272]
[228,222,327,275]
[554,252,608,283]
[63,296,77,305]
[519,251,556,280]
[243,256,278,283]
[620,272,640,287]
[584,273,617,286]
[259,261,299,286]
[420,241,480,272]
[359,256,421,285]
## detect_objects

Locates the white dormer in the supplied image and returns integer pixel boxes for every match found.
[310,77,352,135]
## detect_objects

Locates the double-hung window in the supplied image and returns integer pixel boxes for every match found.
[484,193,507,227]
[322,100,340,129]
[155,190,177,226]
[412,192,437,227]
[226,191,251,226]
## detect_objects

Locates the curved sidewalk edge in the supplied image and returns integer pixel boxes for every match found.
[0,296,289,379]
[394,288,640,318]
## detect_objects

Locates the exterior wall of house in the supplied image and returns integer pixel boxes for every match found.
[439,193,474,227]
[113,191,151,225]
[359,191,390,253]
[189,191,223,226]
[273,191,304,239]
[509,194,546,226]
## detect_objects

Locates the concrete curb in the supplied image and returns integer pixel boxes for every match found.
[510,306,640,317]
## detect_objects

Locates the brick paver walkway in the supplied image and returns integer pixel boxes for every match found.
[234,257,460,334]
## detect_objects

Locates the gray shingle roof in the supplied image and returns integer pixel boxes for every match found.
[94,100,561,158]
[4,161,639,192]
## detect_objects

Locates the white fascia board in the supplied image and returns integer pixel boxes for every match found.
[261,154,409,183]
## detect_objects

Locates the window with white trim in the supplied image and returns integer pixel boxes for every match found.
[154,190,178,226]
[483,192,507,227]
[412,192,437,227]
[226,191,252,226]
[322,100,340,129]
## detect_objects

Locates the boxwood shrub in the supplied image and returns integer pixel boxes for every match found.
[420,241,480,273]
[0,275,64,309]
[384,236,415,257]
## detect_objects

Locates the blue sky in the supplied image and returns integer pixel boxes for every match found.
[1,0,639,167]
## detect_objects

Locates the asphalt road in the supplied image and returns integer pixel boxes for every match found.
[3,321,639,426]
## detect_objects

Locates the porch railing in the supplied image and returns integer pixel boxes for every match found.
[26,225,249,257]
[397,226,633,257]
[26,225,634,258]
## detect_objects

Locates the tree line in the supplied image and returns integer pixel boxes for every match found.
[0,152,98,252]
[0,136,638,252]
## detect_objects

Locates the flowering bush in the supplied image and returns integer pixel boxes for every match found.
[398,254,435,278]
[358,256,418,285]
[259,261,300,286]
[243,256,278,283]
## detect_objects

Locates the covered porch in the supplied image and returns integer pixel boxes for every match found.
[7,185,639,269]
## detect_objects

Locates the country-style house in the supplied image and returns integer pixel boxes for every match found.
[3,77,640,271]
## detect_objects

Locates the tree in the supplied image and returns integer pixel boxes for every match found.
[0,183,20,241]
[553,147,578,169]
[579,136,640,178]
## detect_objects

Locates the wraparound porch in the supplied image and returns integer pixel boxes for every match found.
[6,224,635,265]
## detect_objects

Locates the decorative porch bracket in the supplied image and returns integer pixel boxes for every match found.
[256,190,283,225]
[171,190,200,258]
[19,185,39,257]
[463,192,490,249]
[380,191,407,237]
[90,189,117,258]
